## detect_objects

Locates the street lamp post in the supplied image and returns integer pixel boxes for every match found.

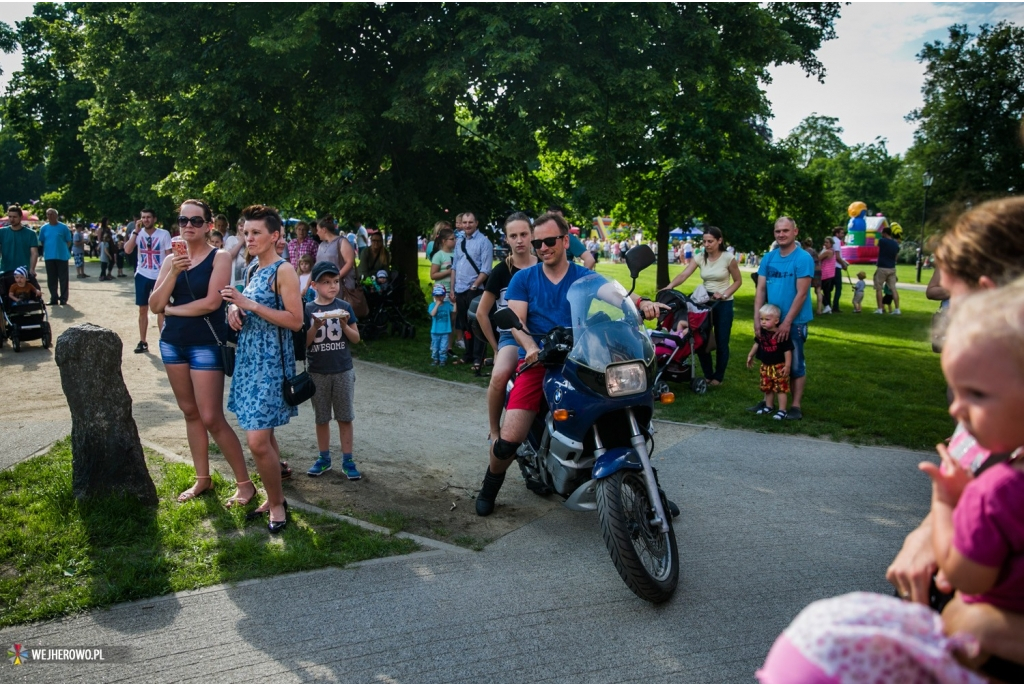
[916,170,934,283]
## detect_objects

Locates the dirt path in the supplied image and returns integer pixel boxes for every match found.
[0,271,700,546]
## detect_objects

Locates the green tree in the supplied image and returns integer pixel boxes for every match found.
[2,3,113,216]
[0,125,51,206]
[781,113,847,167]
[907,22,1024,206]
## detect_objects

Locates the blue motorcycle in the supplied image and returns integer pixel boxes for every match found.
[493,246,679,603]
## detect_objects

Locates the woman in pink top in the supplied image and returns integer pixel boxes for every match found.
[818,236,836,314]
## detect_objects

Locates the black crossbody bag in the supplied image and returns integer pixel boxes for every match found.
[274,271,315,406]
[183,264,236,376]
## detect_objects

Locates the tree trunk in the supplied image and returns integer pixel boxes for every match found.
[390,229,425,315]
[656,204,671,290]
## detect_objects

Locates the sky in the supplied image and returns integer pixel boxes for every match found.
[2,2,1023,156]
[762,1,1024,155]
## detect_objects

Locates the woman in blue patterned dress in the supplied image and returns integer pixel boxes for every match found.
[221,205,304,534]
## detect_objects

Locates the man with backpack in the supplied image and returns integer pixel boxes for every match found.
[450,210,493,372]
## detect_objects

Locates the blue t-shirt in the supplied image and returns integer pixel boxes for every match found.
[38,222,72,261]
[505,261,592,356]
[429,299,453,335]
[876,236,900,269]
[758,246,815,326]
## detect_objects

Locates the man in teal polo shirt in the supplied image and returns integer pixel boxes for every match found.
[752,216,814,420]
[0,203,40,342]
[39,208,73,305]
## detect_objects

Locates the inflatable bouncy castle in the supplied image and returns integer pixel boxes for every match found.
[841,201,891,265]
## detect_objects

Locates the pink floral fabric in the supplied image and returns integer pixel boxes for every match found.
[758,592,983,684]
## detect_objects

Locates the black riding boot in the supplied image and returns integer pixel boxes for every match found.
[475,468,506,516]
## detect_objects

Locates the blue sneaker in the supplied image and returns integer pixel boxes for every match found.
[341,459,362,481]
[307,456,332,477]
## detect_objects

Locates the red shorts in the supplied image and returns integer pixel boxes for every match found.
[759,363,790,394]
[506,362,546,412]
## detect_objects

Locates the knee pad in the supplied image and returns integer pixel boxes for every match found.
[492,438,519,461]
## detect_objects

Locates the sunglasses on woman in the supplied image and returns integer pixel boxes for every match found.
[177,215,207,228]
[531,236,564,249]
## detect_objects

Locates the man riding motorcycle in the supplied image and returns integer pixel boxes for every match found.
[475,212,664,515]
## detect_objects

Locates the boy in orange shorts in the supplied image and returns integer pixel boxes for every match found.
[747,303,793,420]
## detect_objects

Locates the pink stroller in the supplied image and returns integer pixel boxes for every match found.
[649,289,715,395]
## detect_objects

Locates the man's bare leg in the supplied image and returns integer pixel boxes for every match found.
[477,408,536,516]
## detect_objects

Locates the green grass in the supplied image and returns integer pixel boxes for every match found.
[351,257,949,451]
[0,439,418,628]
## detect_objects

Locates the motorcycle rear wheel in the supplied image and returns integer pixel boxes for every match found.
[596,470,678,603]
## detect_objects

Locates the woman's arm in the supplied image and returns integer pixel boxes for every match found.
[721,256,743,299]
[475,290,499,351]
[165,252,233,318]
[430,257,452,282]
[337,239,356,282]
[926,268,949,302]
[149,254,186,314]
[223,262,304,331]
[661,260,698,291]
[819,247,833,261]
[227,238,245,260]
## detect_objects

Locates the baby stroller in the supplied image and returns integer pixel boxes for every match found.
[1,271,52,352]
[649,289,714,395]
[359,269,416,341]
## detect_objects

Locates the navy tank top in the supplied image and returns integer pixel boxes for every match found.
[160,249,230,346]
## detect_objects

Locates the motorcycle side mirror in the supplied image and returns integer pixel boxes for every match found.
[493,307,523,331]
[624,245,656,279]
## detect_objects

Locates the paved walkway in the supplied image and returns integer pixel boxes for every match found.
[0,422,931,683]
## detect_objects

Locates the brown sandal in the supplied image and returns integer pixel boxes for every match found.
[177,476,213,503]
[225,480,255,509]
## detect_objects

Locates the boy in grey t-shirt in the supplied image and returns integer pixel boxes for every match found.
[304,261,362,479]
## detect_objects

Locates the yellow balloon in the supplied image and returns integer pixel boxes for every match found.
[848,201,867,218]
[890,222,903,238]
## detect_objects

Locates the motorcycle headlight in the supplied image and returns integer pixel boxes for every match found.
[605,361,647,397]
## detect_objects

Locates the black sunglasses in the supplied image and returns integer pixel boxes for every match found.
[177,215,206,228]
[531,236,564,249]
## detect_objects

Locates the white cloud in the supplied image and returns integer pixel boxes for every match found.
[763,1,1024,155]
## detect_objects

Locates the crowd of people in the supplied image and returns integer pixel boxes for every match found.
[4,188,1024,681]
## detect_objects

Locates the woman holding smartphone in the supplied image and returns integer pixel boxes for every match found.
[149,199,254,507]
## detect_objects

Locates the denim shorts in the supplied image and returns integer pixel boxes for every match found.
[159,341,224,371]
[497,331,517,350]
[790,324,808,379]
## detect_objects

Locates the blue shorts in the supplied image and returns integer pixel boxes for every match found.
[159,341,224,371]
[135,273,157,306]
[498,331,517,350]
[790,323,808,379]
[73,252,84,268]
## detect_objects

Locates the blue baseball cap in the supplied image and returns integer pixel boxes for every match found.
[310,261,340,282]
[432,284,447,297]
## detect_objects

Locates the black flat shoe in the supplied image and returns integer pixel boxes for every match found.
[245,508,267,521]
[268,501,289,534]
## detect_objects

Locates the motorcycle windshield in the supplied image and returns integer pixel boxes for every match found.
[566,272,655,373]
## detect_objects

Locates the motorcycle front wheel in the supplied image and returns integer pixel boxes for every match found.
[596,470,678,603]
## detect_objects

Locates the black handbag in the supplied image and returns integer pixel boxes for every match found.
[183,265,237,376]
[275,277,315,407]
